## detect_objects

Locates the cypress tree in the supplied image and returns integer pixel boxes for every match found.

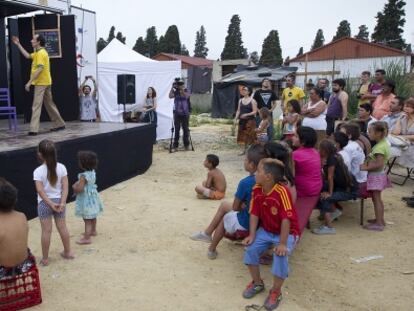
[355,25,369,41]
[181,44,190,56]
[107,26,115,43]
[133,37,147,55]
[97,38,107,53]
[371,0,406,50]
[115,31,126,44]
[249,51,259,64]
[194,25,209,58]
[158,35,167,53]
[311,29,325,50]
[144,26,159,57]
[259,30,283,66]
[296,47,303,57]
[332,20,351,41]
[163,25,181,54]
[221,15,246,60]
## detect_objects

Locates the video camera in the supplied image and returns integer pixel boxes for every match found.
[172,77,185,88]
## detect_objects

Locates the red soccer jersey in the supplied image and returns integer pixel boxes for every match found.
[249,183,300,236]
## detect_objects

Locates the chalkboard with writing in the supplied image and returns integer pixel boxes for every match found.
[34,29,62,58]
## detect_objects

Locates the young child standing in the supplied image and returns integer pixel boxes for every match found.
[0,178,35,277]
[312,140,357,235]
[360,121,391,231]
[72,151,104,244]
[256,107,271,143]
[195,154,227,200]
[282,100,301,141]
[33,140,74,265]
[242,159,300,311]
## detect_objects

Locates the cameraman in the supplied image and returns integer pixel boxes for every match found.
[169,79,191,152]
[79,75,100,122]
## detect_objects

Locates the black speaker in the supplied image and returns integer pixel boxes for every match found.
[117,74,135,104]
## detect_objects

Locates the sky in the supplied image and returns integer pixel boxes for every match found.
[71,0,414,59]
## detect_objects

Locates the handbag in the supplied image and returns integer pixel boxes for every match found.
[387,134,410,150]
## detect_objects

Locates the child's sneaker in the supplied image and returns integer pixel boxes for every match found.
[190,231,212,243]
[242,281,265,299]
[264,289,282,310]
[207,250,217,260]
[312,225,336,235]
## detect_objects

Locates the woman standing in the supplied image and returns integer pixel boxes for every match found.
[301,87,327,147]
[142,87,157,125]
[235,86,258,155]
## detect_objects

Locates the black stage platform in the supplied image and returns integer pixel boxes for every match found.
[0,121,156,220]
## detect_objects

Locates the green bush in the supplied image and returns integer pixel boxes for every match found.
[381,60,414,98]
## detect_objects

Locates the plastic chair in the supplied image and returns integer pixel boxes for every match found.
[0,88,18,131]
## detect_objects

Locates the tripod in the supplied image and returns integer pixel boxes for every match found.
[169,115,195,153]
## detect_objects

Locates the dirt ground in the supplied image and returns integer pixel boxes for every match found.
[28,124,414,311]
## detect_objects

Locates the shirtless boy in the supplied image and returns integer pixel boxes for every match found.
[195,154,227,200]
[0,178,33,277]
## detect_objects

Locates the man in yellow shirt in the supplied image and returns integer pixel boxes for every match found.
[281,75,305,115]
[12,34,65,136]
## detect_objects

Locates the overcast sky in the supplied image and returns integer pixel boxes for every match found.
[71,0,414,59]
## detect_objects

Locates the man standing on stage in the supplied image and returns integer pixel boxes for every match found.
[12,34,65,136]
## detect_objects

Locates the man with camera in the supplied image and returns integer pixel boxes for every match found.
[169,78,191,152]
[79,75,100,122]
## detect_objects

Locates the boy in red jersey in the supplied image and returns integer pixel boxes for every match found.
[242,159,300,310]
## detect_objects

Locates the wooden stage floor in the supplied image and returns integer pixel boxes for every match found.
[0,120,146,153]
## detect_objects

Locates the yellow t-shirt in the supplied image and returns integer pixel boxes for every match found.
[357,83,370,106]
[30,48,52,86]
[282,86,305,113]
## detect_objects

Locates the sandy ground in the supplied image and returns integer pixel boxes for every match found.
[27,124,414,311]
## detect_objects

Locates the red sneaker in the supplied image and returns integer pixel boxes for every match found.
[264,289,282,310]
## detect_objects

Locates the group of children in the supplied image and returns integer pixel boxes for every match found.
[0,139,103,270]
[191,118,391,310]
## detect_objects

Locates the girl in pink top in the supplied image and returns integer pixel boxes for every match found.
[292,126,323,197]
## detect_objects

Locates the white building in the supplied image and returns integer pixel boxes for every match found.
[288,37,412,88]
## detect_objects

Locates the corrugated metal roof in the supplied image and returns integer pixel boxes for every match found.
[290,37,411,63]
[217,66,297,85]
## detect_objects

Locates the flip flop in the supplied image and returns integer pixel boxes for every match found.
[39,259,49,266]
[76,238,91,245]
[60,252,75,260]
[363,223,384,231]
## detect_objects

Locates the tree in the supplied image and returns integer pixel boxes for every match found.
[181,44,189,56]
[259,30,283,66]
[284,56,290,66]
[311,29,325,50]
[194,25,208,58]
[407,44,412,53]
[332,20,351,41]
[249,51,259,64]
[371,0,406,50]
[221,14,246,60]
[158,35,167,53]
[97,37,107,53]
[144,26,159,57]
[355,25,369,41]
[107,26,115,43]
[133,36,147,55]
[116,31,126,44]
[163,25,181,54]
[296,47,303,57]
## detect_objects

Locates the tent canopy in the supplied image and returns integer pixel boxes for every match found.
[98,39,155,63]
[97,39,181,140]
[212,66,297,118]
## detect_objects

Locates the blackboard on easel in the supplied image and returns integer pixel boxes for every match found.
[34,29,62,58]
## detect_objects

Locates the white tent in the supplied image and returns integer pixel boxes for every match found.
[98,39,181,140]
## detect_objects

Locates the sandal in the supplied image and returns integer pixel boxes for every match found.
[60,252,75,260]
[363,223,384,231]
[39,258,49,266]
